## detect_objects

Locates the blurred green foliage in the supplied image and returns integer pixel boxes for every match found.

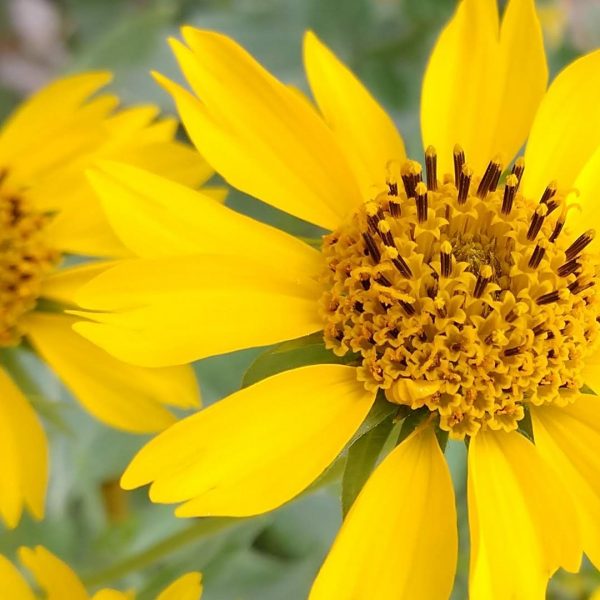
[1,0,599,598]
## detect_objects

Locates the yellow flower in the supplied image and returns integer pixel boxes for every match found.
[75,0,600,598]
[0,72,211,528]
[0,545,202,599]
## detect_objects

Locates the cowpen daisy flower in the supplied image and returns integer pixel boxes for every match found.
[0,72,211,528]
[0,545,202,599]
[75,0,600,597]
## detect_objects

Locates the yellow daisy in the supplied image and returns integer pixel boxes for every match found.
[75,0,600,597]
[0,72,211,528]
[0,545,202,599]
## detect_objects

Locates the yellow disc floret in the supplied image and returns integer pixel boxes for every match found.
[320,146,600,439]
[0,171,59,347]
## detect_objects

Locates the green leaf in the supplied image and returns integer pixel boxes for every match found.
[341,415,394,516]
[242,333,357,387]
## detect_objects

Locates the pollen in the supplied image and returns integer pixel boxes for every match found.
[320,147,600,439]
[0,170,59,347]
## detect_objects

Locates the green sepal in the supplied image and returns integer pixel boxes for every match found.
[341,414,395,516]
[242,332,359,387]
[396,406,429,445]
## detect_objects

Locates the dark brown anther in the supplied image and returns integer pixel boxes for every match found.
[399,300,416,316]
[511,157,525,186]
[473,265,493,298]
[392,255,412,278]
[458,164,472,205]
[375,273,392,287]
[415,182,428,223]
[453,144,465,186]
[501,174,518,215]
[503,346,523,357]
[425,146,437,191]
[565,229,595,260]
[528,242,547,269]
[387,181,398,196]
[440,241,453,278]
[532,322,547,336]
[568,277,594,294]
[539,181,557,206]
[367,213,379,233]
[549,216,565,243]
[360,275,371,290]
[477,157,502,199]
[362,232,381,263]
[401,161,422,198]
[527,204,548,241]
[353,301,364,313]
[536,289,565,305]
[388,199,401,218]
[558,258,581,278]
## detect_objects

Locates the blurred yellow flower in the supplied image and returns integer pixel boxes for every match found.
[0,545,202,599]
[75,0,600,598]
[0,72,211,528]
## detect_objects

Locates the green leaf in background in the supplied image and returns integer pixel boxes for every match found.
[242,332,356,387]
[341,414,394,517]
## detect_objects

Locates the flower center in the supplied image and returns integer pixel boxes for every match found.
[320,146,600,439]
[0,170,59,347]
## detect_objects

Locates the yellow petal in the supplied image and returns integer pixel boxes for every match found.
[156,573,202,600]
[562,145,600,252]
[92,591,131,600]
[523,49,600,199]
[0,72,111,167]
[531,396,600,569]
[23,312,199,433]
[422,0,547,176]
[582,347,600,393]
[86,161,322,276]
[309,426,456,600]
[303,31,405,194]
[41,262,117,306]
[121,365,375,517]
[0,554,36,600]
[0,367,47,527]
[468,430,581,599]
[73,254,322,367]
[18,546,88,600]
[156,27,363,229]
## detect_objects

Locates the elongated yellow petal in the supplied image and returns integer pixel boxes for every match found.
[0,555,36,600]
[303,31,405,194]
[24,312,200,431]
[156,27,362,229]
[422,0,547,176]
[468,430,581,600]
[531,396,600,569]
[523,49,600,199]
[121,365,375,516]
[0,367,47,527]
[309,426,456,600]
[41,261,117,306]
[156,573,202,600]
[582,348,600,394]
[86,161,322,276]
[18,547,88,600]
[73,254,322,367]
[91,591,131,600]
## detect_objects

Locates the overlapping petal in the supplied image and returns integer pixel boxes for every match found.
[157,27,363,230]
[523,49,600,199]
[121,365,376,517]
[468,430,581,599]
[303,31,405,194]
[309,426,457,600]
[422,0,547,175]
[23,312,198,433]
[531,395,600,569]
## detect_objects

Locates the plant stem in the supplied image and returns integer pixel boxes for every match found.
[82,517,244,587]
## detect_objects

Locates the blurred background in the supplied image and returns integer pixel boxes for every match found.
[1,0,599,598]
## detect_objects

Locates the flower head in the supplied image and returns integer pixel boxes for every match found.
[0,545,202,599]
[0,72,209,527]
[76,0,600,597]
